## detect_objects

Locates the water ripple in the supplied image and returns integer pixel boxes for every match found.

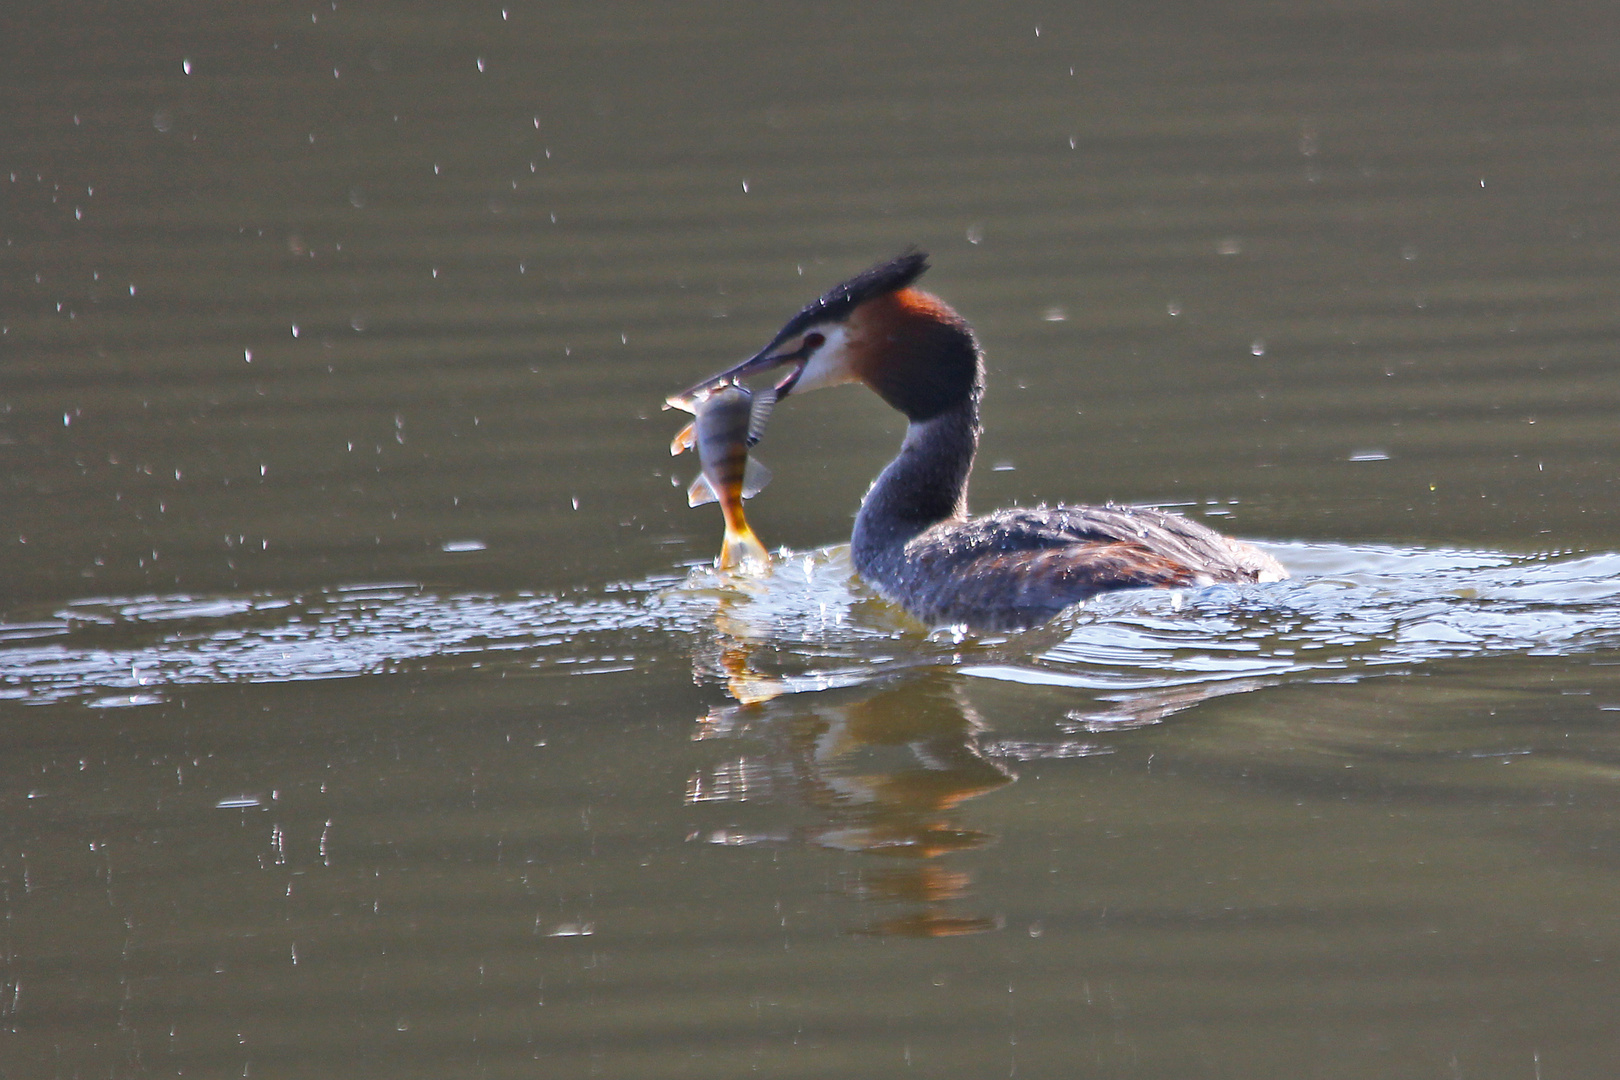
[1,542,1617,711]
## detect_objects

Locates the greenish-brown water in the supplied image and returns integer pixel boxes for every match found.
[6,1,1620,1076]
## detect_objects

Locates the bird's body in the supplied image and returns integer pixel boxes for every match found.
[673,251,1285,629]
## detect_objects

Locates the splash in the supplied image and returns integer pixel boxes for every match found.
[1,542,1618,712]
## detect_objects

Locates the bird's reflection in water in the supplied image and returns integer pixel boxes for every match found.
[690,671,1014,937]
[684,580,1253,936]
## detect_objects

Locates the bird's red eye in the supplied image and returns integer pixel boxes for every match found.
[802,332,825,351]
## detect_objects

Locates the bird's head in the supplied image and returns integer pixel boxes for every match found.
[669,251,982,422]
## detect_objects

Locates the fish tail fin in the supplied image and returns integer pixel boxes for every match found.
[718,521,769,571]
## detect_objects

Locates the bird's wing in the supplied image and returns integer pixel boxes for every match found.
[965,505,1262,572]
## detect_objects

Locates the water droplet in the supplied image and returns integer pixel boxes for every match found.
[1250,339,1266,356]
[546,922,595,937]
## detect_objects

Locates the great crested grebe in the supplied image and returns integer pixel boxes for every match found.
[671,251,1286,630]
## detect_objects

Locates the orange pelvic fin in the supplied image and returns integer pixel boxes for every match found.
[669,420,697,456]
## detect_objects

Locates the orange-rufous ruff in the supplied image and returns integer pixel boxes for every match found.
[668,383,776,570]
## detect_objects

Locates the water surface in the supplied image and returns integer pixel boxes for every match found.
[6,1,1620,1076]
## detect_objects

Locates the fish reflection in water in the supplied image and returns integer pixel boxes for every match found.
[689,672,1019,937]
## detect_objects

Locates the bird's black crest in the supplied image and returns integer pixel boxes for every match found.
[771,250,930,344]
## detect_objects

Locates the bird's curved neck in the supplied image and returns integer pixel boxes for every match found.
[852,396,980,558]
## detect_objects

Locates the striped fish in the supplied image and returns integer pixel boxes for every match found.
[668,383,776,569]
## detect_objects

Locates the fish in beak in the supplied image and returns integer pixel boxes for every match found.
[669,382,777,570]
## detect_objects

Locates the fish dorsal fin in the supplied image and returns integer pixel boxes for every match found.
[746,388,776,446]
[687,474,718,507]
[669,420,696,456]
[740,456,771,499]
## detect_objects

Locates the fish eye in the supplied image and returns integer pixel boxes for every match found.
[802,331,825,352]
